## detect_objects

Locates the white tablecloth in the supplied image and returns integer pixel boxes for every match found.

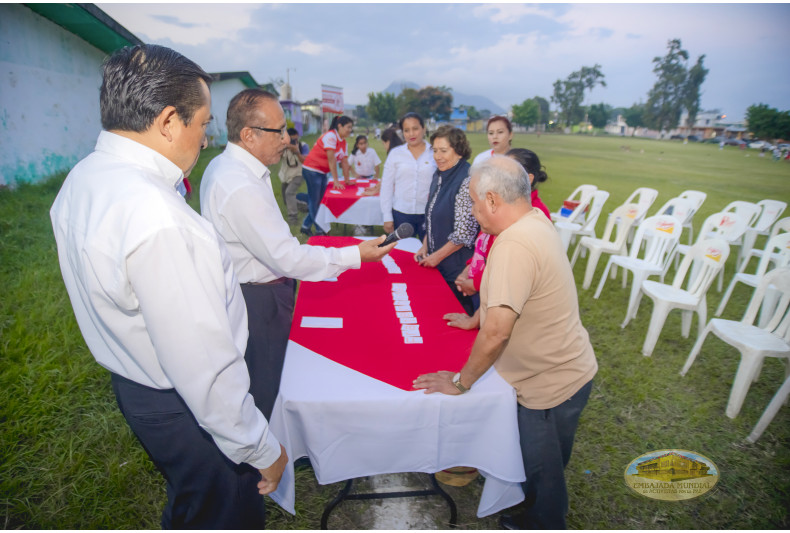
[315,196,383,232]
[268,239,525,518]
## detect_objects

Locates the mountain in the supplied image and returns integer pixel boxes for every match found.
[380,80,506,115]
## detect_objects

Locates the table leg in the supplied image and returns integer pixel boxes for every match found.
[319,474,458,529]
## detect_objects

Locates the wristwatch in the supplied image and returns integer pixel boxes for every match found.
[452,373,469,394]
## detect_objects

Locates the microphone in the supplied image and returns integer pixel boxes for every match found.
[378,223,414,247]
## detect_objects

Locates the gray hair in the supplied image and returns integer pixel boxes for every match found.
[471,155,531,203]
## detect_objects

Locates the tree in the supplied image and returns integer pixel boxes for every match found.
[551,64,606,127]
[683,55,709,128]
[512,99,539,128]
[366,92,397,124]
[623,103,645,135]
[533,96,550,126]
[643,39,708,133]
[588,103,611,129]
[395,86,453,121]
[746,103,790,140]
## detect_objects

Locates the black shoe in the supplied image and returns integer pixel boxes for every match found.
[499,514,523,530]
[315,228,327,236]
[300,226,312,236]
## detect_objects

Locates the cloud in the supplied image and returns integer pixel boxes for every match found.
[98,4,258,46]
[472,3,559,24]
[290,40,339,57]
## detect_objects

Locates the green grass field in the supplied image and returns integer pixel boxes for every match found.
[2,132,789,529]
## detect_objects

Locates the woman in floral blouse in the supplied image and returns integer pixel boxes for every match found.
[415,125,479,315]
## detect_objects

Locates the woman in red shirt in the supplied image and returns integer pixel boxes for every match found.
[300,115,354,236]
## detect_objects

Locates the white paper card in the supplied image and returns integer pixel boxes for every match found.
[396,311,414,318]
[394,304,412,312]
[402,329,421,337]
[300,316,343,328]
[404,336,423,344]
[399,317,418,324]
[391,283,407,291]
[329,189,342,195]
[401,324,420,332]
[392,294,409,301]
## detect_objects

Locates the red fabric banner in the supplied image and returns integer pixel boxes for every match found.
[289,236,477,391]
[320,183,376,217]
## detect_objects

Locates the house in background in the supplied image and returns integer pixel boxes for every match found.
[208,71,277,146]
[1,3,142,186]
[449,107,468,131]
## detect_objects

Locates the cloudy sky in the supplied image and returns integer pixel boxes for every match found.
[98,2,790,121]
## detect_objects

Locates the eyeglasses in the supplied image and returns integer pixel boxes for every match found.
[248,125,287,139]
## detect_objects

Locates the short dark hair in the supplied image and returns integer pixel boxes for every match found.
[399,112,425,130]
[226,89,279,143]
[100,44,211,132]
[287,127,299,137]
[430,125,472,160]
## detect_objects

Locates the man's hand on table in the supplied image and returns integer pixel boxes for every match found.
[358,235,397,262]
[257,444,288,495]
[444,312,480,330]
[412,370,462,395]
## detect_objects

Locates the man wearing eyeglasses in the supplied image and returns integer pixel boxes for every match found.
[200,89,396,421]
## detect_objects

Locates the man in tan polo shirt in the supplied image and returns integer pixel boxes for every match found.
[414,155,597,529]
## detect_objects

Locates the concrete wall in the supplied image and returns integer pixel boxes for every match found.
[1,4,106,186]
[207,78,248,147]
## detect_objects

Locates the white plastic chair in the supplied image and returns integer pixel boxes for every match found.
[550,184,597,224]
[741,217,790,271]
[681,267,790,419]
[570,203,640,290]
[739,200,787,269]
[621,187,659,242]
[639,238,731,357]
[652,197,696,240]
[672,211,749,292]
[747,373,790,443]
[678,190,707,245]
[554,190,609,253]
[594,215,683,328]
[715,232,790,318]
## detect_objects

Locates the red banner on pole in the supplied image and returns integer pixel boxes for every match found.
[321,84,344,114]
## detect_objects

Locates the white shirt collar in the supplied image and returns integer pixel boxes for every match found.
[95,130,184,189]
[225,142,270,180]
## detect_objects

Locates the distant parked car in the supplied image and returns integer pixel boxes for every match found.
[670,134,685,140]
[686,135,701,142]
[750,140,775,150]
[777,143,790,151]
[704,136,725,144]
[724,138,746,147]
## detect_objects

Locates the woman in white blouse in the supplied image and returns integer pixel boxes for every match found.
[379,112,436,241]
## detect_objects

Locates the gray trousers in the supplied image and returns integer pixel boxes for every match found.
[281,176,304,220]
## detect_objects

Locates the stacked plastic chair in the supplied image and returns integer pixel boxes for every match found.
[550,184,597,225]
[594,214,684,328]
[681,267,790,421]
[638,238,730,357]
[740,217,790,271]
[555,190,609,253]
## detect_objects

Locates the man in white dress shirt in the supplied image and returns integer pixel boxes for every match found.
[50,46,286,528]
[200,88,396,420]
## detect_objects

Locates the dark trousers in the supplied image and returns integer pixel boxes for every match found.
[301,168,328,233]
[392,210,426,242]
[110,373,266,529]
[240,280,296,421]
[516,379,593,529]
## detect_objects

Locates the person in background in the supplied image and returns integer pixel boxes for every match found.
[50,44,287,529]
[472,115,514,166]
[414,155,597,530]
[379,112,436,241]
[349,134,381,181]
[415,125,479,315]
[362,127,403,197]
[445,147,553,330]
[278,127,310,226]
[300,115,354,236]
[200,89,396,421]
